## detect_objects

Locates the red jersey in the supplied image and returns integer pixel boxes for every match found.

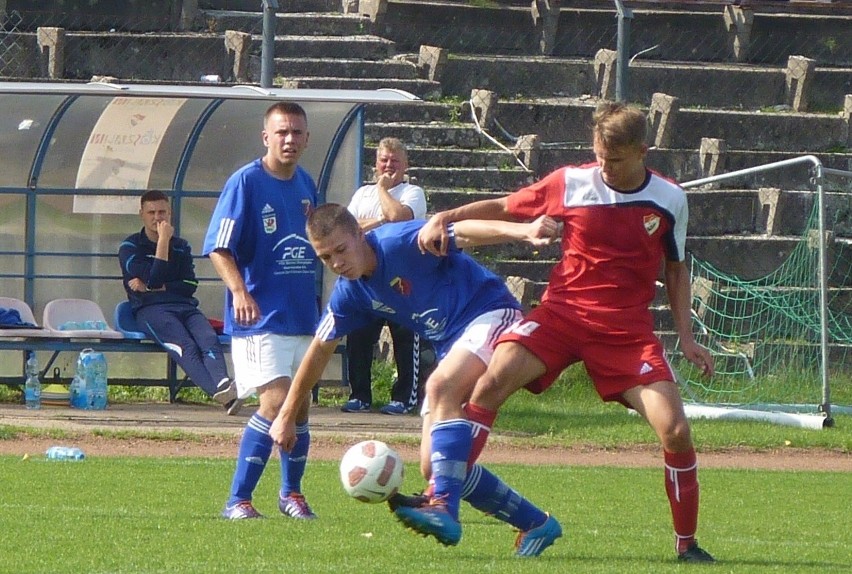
[506,163,687,313]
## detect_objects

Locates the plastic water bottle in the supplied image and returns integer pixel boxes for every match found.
[24,352,41,410]
[45,446,85,461]
[69,354,88,409]
[88,351,108,410]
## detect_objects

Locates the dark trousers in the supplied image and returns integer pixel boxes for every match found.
[135,303,229,397]
[346,318,420,409]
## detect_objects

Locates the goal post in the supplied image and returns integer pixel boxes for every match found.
[671,156,852,427]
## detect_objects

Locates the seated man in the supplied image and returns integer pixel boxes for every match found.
[118,190,240,415]
[270,203,563,557]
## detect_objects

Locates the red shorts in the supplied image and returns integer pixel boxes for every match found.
[497,301,675,404]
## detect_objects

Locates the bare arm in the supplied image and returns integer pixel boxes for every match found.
[358,174,416,231]
[665,260,714,377]
[452,215,560,249]
[208,249,260,326]
[270,337,340,450]
[418,197,514,255]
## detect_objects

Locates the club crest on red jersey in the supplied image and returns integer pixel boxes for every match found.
[643,214,660,236]
[390,276,412,296]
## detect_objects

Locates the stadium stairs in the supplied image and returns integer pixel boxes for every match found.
[3,0,852,348]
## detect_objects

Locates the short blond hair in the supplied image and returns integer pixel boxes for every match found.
[592,101,648,149]
[376,137,408,163]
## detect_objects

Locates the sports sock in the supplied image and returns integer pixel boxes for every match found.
[461,464,547,531]
[226,413,272,506]
[664,448,700,554]
[464,402,497,467]
[280,421,310,496]
[430,419,473,520]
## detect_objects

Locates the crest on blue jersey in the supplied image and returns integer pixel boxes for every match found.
[390,276,412,296]
[262,203,276,234]
[302,199,313,217]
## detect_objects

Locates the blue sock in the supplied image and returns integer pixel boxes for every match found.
[461,464,547,531]
[280,422,310,496]
[430,419,472,520]
[227,413,272,506]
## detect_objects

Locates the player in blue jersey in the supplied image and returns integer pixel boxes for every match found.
[269,203,563,556]
[203,102,320,521]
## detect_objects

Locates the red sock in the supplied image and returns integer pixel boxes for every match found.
[464,402,497,468]
[664,449,700,554]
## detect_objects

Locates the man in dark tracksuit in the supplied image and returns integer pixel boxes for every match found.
[119,190,240,414]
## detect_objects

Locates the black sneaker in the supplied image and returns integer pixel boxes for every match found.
[212,379,237,405]
[678,541,716,563]
[387,491,430,512]
[224,398,244,416]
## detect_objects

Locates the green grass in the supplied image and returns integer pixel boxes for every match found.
[2,360,850,452]
[0,456,849,573]
[494,366,852,452]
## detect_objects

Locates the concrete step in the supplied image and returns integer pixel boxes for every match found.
[271,76,441,99]
[265,35,396,59]
[272,57,420,79]
[365,122,484,148]
[687,235,827,281]
[200,0,341,12]
[422,188,507,211]
[377,2,852,66]
[405,166,535,191]
[364,102,459,124]
[439,55,850,113]
[396,148,521,170]
[203,10,369,36]
[495,100,850,155]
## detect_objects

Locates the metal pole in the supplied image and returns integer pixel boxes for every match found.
[813,164,833,423]
[261,0,279,88]
[614,0,633,102]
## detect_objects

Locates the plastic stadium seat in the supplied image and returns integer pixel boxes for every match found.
[42,298,124,339]
[0,297,52,338]
[113,301,148,340]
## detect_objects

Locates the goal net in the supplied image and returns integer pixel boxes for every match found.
[670,158,852,425]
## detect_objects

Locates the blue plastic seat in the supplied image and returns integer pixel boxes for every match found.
[113,301,148,340]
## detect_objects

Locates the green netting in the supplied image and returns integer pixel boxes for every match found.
[672,195,852,414]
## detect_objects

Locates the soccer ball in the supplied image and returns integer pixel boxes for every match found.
[339,440,404,503]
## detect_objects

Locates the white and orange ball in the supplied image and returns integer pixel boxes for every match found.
[339,440,404,503]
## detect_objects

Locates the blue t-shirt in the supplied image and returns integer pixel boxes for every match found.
[316,220,520,358]
[203,158,319,336]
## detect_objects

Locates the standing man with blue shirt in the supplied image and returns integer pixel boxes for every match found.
[204,102,319,521]
[269,204,563,557]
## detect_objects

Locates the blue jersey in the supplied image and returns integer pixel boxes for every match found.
[203,159,319,336]
[315,220,520,358]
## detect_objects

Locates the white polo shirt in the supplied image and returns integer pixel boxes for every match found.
[347,181,427,221]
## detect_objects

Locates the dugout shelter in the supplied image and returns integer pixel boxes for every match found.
[0,81,418,390]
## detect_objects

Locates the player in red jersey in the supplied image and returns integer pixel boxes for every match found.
[416,101,716,563]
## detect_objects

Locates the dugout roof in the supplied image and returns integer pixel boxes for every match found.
[0,81,419,310]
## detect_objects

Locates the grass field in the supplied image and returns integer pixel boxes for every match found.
[1,362,849,573]
[1,455,849,574]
